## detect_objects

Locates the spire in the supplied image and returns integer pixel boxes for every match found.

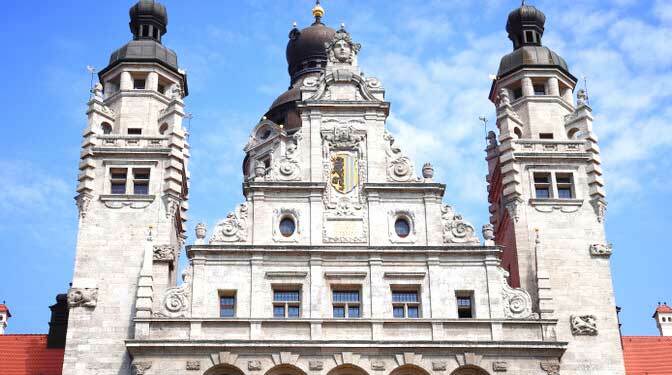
[312,0,325,24]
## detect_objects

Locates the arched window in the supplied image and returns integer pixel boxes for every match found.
[327,364,369,375]
[513,127,523,139]
[204,364,246,375]
[450,365,490,375]
[389,364,430,375]
[265,364,306,375]
[159,123,169,135]
[101,122,112,134]
[567,127,580,139]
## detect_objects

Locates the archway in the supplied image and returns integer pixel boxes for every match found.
[327,364,369,375]
[389,364,430,375]
[449,365,490,375]
[204,364,245,375]
[265,364,307,375]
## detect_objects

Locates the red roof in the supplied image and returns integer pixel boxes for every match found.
[0,304,11,317]
[622,336,672,375]
[0,335,63,375]
[655,303,672,315]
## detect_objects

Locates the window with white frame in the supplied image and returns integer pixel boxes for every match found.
[533,172,575,199]
[109,167,151,195]
[332,289,361,318]
[273,289,300,318]
[110,168,128,194]
[391,288,420,318]
[219,291,236,318]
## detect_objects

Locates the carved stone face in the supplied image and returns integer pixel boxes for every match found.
[334,40,351,62]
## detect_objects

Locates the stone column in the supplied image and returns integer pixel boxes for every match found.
[147,71,159,92]
[120,71,133,91]
[521,77,534,97]
[547,77,560,96]
[561,87,574,104]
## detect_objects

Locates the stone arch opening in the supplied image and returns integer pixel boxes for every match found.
[327,364,369,375]
[449,365,490,375]
[204,364,246,375]
[389,364,430,375]
[513,127,523,139]
[567,127,580,139]
[265,364,307,375]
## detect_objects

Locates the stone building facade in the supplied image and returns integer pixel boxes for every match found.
[63,1,625,375]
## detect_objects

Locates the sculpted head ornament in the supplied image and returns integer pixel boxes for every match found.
[325,26,361,63]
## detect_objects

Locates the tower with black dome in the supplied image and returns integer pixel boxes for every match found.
[486,4,624,374]
[63,1,189,374]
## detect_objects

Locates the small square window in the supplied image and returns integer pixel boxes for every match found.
[128,128,142,135]
[333,306,345,318]
[219,292,236,318]
[133,79,146,90]
[556,173,574,199]
[133,169,150,195]
[456,293,474,318]
[513,87,523,99]
[539,133,554,139]
[534,84,546,96]
[110,168,127,195]
[534,172,552,199]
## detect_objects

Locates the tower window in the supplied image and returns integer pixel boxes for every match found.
[456,292,474,318]
[556,173,574,199]
[133,79,146,90]
[110,168,128,195]
[524,30,537,44]
[534,173,552,199]
[513,87,523,99]
[219,292,236,318]
[332,289,361,318]
[391,288,420,318]
[273,289,300,318]
[101,122,112,134]
[534,84,546,96]
[132,168,150,195]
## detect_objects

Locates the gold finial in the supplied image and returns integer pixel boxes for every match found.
[312,0,325,19]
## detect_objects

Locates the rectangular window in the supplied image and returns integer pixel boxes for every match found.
[534,84,546,96]
[219,292,236,318]
[456,293,474,318]
[128,128,142,135]
[110,168,127,194]
[332,290,361,318]
[556,173,574,199]
[391,289,420,318]
[534,172,552,199]
[132,168,150,195]
[539,133,554,139]
[524,30,535,44]
[513,87,523,99]
[273,289,300,318]
[133,79,146,90]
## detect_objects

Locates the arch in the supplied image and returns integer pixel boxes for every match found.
[389,364,430,375]
[449,365,490,375]
[327,364,369,375]
[159,123,169,135]
[567,127,580,139]
[265,364,307,375]
[513,127,523,139]
[204,364,245,375]
[101,122,112,134]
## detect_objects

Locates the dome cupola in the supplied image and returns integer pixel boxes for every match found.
[285,0,336,84]
[129,0,168,43]
[506,4,546,49]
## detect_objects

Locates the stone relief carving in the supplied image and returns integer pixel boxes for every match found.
[67,288,98,308]
[248,360,262,371]
[154,266,192,318]
[370,360,385,371]
[270,130,303,181]
[102,198,153,209]
[482,223,495,245]
[153,244,177,261]
[571,314,598,336]
[492,361,508,372]
[163,195,180,219]
[504,197,522,222]
[500,271,536,319]
[540,361,560,375]
[322,124,365,152]
[194,223,207,245]
[590,243,613,256]
[325,25,361,64]
[309,361,324,371]
[210,203,249,243]
[421,162,434,181]
[432,362,447,371]
[75,193,92,218]
[441,205,479,244]
[590,198,607,223]
[383,131,417,182]
[186,361,200,371]
[132,362,152,375]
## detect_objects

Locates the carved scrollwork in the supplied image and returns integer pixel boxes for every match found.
[153,244,177,262]
[67,287,98,308]
[75,193,93,218]
[154,267,193,318]
[590,243,613,256]
[210,203,249,243]
[571,314,598,336]
[501,272,535,319]
[441,205,479,244]
[323,124,365,152]
[387,157,414,182]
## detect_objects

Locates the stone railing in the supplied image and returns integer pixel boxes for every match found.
[514,140,585,154]
[134,317,559,344]
[97,135,168,148]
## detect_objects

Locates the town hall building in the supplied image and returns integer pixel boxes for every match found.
[60,1,626,374]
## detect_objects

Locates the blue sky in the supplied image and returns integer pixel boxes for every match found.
[1,0,670,335]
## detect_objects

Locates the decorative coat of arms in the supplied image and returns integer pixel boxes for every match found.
[330,153,358,194]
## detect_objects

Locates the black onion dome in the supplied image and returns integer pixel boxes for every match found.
[286,22,336,84]
[497,46,569,77]
[129,0,168,38]
[506,5,545,50]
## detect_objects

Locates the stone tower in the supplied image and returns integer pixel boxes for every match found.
[654,303,672,336]
[486,4,625,374]
[63,0,189,374]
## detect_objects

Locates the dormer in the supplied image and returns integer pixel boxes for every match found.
[654,303,672,336]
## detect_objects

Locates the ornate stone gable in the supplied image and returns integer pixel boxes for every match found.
[210,202,250,243]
